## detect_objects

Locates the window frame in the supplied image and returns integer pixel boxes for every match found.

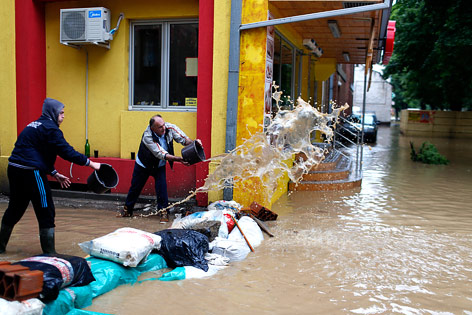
[273,31,302,109]
[129,18,199,112]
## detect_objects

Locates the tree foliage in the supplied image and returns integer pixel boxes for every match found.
[383,0,472,111]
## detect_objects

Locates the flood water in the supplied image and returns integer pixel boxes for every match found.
[1,123,471,314]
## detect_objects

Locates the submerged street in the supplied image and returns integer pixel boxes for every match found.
[1,123,471,314]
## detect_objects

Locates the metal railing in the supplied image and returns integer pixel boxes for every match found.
[331,116,363,180]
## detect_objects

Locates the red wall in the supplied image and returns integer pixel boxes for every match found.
[52,157,196,198]
[195,0,214,206]
[15,0,46,134]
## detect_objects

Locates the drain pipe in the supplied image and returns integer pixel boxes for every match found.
[84,47,90,157]
[360,64,367,168]
[224,0,242,200]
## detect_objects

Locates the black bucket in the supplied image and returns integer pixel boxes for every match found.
[87,163,119,194]
[181,141,206,165]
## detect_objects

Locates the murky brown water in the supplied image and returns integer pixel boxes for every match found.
[1,123,471,314]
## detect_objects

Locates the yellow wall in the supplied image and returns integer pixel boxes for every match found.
[315,58,336,82]
[300,55,310,101]
[0,0,17,192]
[211,0,231,157]
[208,0,232,202]
[45,0,199,159]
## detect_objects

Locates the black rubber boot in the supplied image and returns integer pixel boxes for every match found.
[39,228,56,254]
[0,224,14,254]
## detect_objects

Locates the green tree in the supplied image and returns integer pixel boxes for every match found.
[383,0,472,111]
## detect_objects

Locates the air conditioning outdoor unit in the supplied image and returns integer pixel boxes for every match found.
[60,7,112,46]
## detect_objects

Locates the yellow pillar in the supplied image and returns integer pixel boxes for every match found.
[207,0,232,203]
[314,58,336,141]
[0,0,17,192]
[232,0,270,208]
[300,55,310,101]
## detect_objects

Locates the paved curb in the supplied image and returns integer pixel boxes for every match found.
[0,191,202,213]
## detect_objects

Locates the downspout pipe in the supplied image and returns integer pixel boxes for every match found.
[226,0,242,153]
[224,0,242,200]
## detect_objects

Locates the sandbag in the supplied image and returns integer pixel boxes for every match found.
[210,216,264,262]
[210,238,251,262]
[189,220,221,242]
[207,200,242,212]
[14,254,95,301]
[171,210,229,238]
[0,298,44,315]
[154,229,209,271]
[43,254,167,315]
[79,227,161,267]
[228,215,264,247]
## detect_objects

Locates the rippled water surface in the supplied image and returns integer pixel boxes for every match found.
[1,124,471,314]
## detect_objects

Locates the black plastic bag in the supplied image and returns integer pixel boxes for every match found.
[14,253,95,301]
[154,229,209,272]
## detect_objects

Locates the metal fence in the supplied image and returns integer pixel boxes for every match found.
[332,116,363,181]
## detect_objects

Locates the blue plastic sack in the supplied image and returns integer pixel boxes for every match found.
[158,267,186,281]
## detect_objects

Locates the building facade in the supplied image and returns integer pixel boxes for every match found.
[0,0,392,208]
[353,65,392,123]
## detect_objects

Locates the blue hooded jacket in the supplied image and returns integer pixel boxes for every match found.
[8,98,89,175]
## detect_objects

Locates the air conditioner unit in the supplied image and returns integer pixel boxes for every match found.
[60,7,112,46]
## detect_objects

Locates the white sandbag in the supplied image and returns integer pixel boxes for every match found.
[228,216,264,248]
[0,297,45,315]
[210,216,264,262]
[183,264,227,279]
[171,210,229,238]
[210,237,251,262]
[79,227,161,267]
[204,252,230,266]
[207,200,242,213]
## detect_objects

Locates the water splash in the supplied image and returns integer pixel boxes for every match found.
[200,95,347,198]
[141,87,348,217]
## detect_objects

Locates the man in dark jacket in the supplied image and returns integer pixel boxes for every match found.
[122,115,200,222]
[0,98,101,254]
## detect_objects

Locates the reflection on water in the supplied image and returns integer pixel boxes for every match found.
[1,124,472,314]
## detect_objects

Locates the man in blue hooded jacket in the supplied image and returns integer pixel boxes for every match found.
[0,98,101,254]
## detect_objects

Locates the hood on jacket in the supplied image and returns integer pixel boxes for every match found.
[41,98,65,126]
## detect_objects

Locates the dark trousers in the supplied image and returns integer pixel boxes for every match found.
[125,163,168,212]
[1,165,55,229]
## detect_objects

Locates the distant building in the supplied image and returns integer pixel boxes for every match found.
[353,65,392,124]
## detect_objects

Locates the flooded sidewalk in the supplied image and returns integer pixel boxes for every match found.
[1,124,472,314]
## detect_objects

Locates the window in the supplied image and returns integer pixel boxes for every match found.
[130,20,198,110]
[272,32,302,111]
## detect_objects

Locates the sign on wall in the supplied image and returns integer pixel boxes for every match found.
[264,11,275,128]
[408,110,435,123]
